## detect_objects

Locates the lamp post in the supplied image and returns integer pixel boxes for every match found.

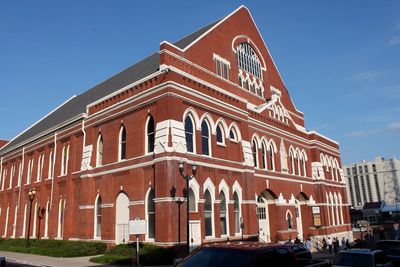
[26,188,37,247]
[178,160,197,255]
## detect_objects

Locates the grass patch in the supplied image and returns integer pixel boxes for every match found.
[0,238,106,257]
[90,243,174,266]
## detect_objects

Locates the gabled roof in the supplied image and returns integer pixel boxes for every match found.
[0,13,226,156]
[174,19,221,49]
[0,53,160,155]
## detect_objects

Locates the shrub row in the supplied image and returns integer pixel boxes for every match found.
[90,243,174,266]
[0,238,107,257]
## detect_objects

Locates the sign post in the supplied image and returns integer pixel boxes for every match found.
[129,218,147,266]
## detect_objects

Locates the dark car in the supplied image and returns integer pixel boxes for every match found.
[176,242,299,267]
[285,243,312,267]
[375,240,400,266]
[331,249,393,267]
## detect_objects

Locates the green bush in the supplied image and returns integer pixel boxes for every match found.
[90,243,174,266]
[0,238,106,257]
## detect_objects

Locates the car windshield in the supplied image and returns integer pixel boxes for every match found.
[332,253,373,267]
[178,247,255,267]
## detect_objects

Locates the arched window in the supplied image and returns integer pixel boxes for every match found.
[48,151,53,179]
[216,124,224,144]
[119,126,126,161]
[204,190,213,237]
[146,116,155,153]
[189,188,196,212]
[57,199,64,238]
[147,189,155,239]
[61,145,69,176]
[95,195,102,239]
[267,144,275,171]
[44,201,50,238]
[233,192,240,234]
[97,134,103,167]
[295,155,300,176]
[219,192,227,236]
[289,150,295,174]
[229,128,237,141]
[236,42,262,80]
[261,142,267,169]
[3,206,9,237]
[201,121,210,156]
[184,116,194,153]
[252,139,258,168]
[287,211,293,230]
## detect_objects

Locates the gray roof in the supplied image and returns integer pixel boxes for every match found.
[0,18,221,155]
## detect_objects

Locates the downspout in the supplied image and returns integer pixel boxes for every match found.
[50,132,57,211]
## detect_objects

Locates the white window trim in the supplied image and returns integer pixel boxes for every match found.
[118,126,126,162]
[96,135,103,167]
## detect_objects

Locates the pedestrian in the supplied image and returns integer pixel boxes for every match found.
[327,237,333,254]
[285,238,293,244]
[322,238,327,253]
[345,239,350,249]
[333,238,339,253]
[305,238,311,251]
[294,237,301,244]
[341,237,346,249]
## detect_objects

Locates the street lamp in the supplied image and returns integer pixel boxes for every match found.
[26,188,37,247]
[178,160,197,255]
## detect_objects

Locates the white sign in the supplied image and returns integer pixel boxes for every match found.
[312,206,320,214]
[129,219,147,235]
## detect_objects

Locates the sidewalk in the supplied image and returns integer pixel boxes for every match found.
[0,251,102,267]
[0,251,173,267]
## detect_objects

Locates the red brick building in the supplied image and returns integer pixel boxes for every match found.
[0,6,351,248]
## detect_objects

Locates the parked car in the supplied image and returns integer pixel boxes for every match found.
[285,243,312,267]
[331,249,393,267]
[0,256,5,267]
[176,242,299,267]
[375,240,400,266]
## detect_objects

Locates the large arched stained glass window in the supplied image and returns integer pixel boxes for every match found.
[236,43,262,80]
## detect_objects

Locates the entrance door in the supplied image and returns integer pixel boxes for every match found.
[295,201,303,241]
[189,220,201,252]
[257,197,271,243]
[116,192,130,244]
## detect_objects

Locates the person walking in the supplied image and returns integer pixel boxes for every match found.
[327,237,333,254]
[305,238,311,251]
[333,238,339,253]
[322,238,327,253]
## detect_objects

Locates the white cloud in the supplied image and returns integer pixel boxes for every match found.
[388,35,400,46]
[353,71,382,81]
[346,129,381,137]
[388,122,400,132]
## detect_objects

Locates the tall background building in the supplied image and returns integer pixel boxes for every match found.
[343,156,400,208]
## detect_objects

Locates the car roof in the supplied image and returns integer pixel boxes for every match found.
[376,240,400,244]
[339,249,380,255]
[201,242,288,251]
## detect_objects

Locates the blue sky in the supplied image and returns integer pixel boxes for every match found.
[0,1,399,164]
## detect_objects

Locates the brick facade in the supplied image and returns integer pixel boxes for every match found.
[0,6,351,248]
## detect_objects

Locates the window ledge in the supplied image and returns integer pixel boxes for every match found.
[229,139,239,143]
[217,142,226,147]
